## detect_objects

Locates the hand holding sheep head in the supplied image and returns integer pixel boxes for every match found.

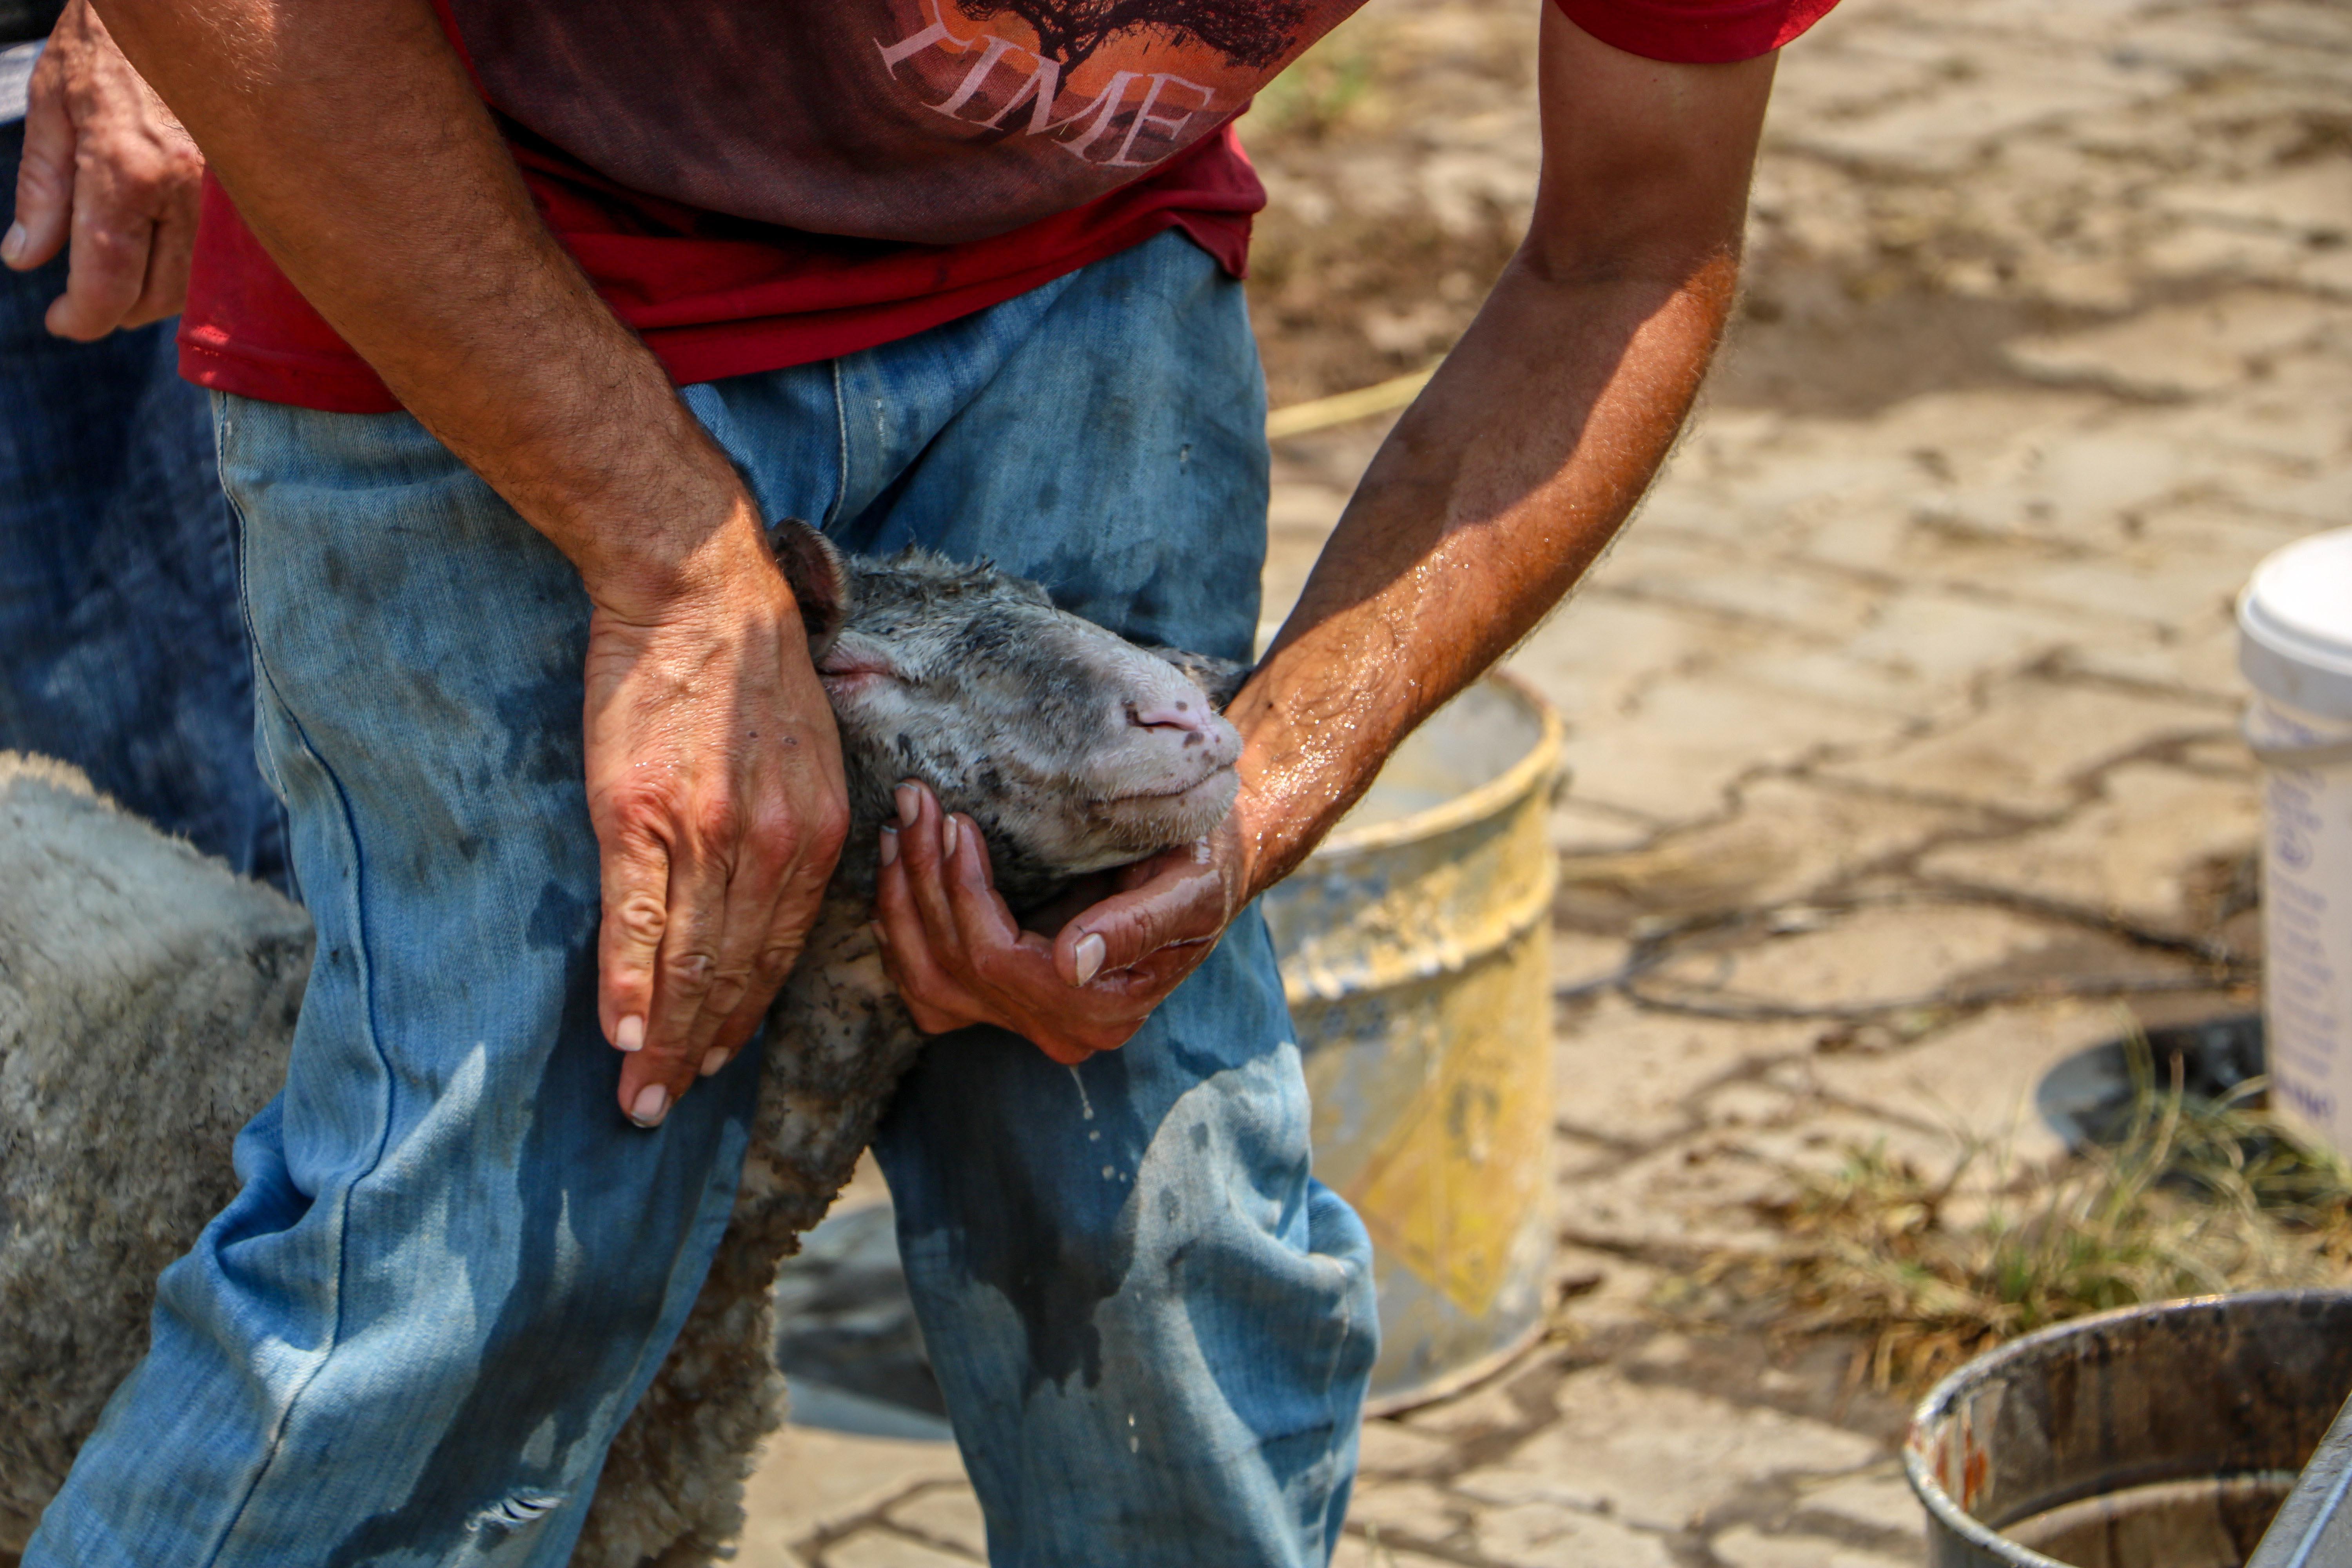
[756,521,1255,1065]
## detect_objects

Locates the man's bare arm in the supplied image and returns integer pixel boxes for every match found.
[1233,10,1775,889]
[92,0,848,1124]
[873,11,1776,1059]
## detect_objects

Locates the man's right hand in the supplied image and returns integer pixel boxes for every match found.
[88,0,851,1127]
[583,513,848,1128]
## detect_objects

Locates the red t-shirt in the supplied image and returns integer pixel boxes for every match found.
[178,0,1835,413]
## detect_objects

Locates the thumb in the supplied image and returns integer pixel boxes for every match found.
[4,66,74,271]
[1054,855,1225,987]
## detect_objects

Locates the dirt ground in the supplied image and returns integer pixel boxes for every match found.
[740,0,2352,1563]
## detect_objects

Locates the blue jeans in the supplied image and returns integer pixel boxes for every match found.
[26,231,1377,1568]
[0,119,287,887]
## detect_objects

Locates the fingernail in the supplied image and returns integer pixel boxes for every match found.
[0,223,22,265]
[1073,931,1107,986]
[896,784,919,827]
[700,1047,729,1078]
[616,1014,645,1053]
[942,814,960,858]
[628,1083,670,1127]
[879,825,898,866]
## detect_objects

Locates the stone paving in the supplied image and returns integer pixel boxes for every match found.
[730,0,2348,1561]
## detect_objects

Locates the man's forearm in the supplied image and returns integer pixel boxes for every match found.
[89,0,759,605]
[1227,11,1771,901]
[1231,246,1737,893]
[91,0,849,1119]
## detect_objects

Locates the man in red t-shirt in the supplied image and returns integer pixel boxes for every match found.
[21,1,1822,1563]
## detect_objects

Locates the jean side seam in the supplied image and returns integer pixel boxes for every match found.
[211,396,298,886]
[826,357,851,531]
[202,409,397,1567]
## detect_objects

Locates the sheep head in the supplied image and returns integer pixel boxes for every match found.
[770,521,1247,913]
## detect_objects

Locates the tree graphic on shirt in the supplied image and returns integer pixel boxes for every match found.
[961,0,1308,74]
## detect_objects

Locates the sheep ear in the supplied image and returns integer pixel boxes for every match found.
[1149,647,1254,711]
[769,518,854,658]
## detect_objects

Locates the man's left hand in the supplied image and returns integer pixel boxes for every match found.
[872,780,1253,1065]
[2,0,203,339]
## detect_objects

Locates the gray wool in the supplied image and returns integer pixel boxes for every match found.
[0,541,1246,1567]
[0,755,311,1552]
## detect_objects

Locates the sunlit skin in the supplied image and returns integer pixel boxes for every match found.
[2,0,202,338]
[70,0,1775,1100]
[876,13,1776,1063]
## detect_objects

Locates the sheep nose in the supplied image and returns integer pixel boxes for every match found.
[1129,699,1211,743]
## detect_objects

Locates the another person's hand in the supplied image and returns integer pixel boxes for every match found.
[1,0,203,339]
[872,780,1255,1065]
[584,520,850,1126]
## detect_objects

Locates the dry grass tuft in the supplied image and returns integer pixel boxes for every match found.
[1676,1041,2352,1394]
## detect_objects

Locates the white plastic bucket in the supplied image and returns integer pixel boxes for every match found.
[2240,527,2352,1155]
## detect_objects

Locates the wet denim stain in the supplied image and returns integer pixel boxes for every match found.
[1123,564,1173,647]
[322,965,697,1566]
[885,1029,1148,1393]
[490,657,584,789]
[392,666,482,750]
[526,879,594,952]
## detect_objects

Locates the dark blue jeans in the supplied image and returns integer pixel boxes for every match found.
[0,118,287,886]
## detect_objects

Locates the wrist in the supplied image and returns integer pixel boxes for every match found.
[569,486,789,626]
[1226,784,1297,907]
[1228,711,1391,903]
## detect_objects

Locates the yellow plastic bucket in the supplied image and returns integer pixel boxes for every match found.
[1263,673,1566,1410]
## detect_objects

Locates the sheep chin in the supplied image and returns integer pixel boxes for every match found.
[1035,766,1239,876]
[1122,764,1241,840]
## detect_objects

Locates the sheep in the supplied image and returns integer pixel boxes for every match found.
[0,523,1249,1566]
[0,753,314,1555]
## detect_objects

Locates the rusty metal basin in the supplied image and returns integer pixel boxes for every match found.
[1262,672,1566,1412]
[1906,1292,2352,1568]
